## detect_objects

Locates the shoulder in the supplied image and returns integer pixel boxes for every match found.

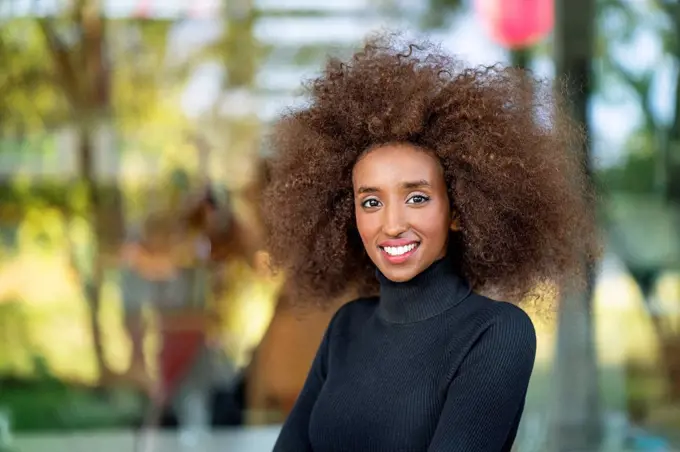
[466,292,535,333]
[488,298,536,340]
[468,295,537,364]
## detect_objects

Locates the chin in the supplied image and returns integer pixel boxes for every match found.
[378,266,419,283]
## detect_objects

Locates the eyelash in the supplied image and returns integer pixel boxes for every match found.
[407,195,430,204]
[360,194,430,209]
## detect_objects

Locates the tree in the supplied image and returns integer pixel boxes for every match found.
[547,0,603,450]
[0,1,174,384]
[598,0,680,403]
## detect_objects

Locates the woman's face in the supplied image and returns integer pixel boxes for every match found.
[352,143,452,283]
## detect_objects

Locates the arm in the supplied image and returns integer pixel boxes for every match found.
[272,307,337,452]
[428,305,537,452]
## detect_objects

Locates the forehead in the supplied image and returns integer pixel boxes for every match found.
[352,144,443,186]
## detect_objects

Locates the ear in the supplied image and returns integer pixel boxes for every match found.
[450,212,461,232]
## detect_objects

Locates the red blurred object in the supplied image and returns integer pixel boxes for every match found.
[132,0,219,19]
[134,0,152,18]
[473,0,554,49]
[159,328,205,396]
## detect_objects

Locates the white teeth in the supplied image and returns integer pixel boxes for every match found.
[383,243,417,256]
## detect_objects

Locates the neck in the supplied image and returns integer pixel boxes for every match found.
[376,257,471,324]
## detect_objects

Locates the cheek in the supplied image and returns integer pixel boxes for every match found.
[355,209,378,244]
[415,207,450,241]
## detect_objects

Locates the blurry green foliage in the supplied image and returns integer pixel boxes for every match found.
[596,0,679,198]
[0,14,175,134]
[598,128,658,195]
[0,375,142,431]
[421,0,464,29]
[0,181,121,218]
[0,302,33,376]
[598,154,655,195]
[0,20,66,135]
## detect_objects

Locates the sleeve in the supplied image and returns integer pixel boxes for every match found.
[428,305,537,452]
[272,308,340,452]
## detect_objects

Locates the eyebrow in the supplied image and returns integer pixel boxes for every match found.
[402,179,431,190]
[356,179,431,195]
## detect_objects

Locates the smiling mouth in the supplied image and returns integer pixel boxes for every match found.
[379,242,420,258]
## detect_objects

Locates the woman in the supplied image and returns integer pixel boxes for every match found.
[262,34,597,452]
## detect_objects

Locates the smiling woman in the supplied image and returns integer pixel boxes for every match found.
[262,32,597,452]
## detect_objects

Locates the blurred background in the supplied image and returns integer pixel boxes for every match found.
[0,0,678,451]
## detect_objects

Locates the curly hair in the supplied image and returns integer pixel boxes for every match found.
[261,33,598,305]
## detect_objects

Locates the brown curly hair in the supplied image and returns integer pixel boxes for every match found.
[261,33,598,305]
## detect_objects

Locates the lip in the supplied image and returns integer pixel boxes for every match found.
[378,240,420,265]
[378,238,419,248]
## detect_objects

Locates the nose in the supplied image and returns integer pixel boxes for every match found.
[382,202,408,237]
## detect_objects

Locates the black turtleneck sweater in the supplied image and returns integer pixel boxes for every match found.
[273,258,536,452]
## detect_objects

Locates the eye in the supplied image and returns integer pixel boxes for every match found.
[407,194,430,204]
[361,198,382,209]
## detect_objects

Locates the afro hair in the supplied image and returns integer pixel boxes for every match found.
[261,33,598,306]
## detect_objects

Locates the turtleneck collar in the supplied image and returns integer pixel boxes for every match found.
[376,257,472,324]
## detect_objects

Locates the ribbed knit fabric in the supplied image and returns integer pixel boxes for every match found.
[273,257,536,452]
